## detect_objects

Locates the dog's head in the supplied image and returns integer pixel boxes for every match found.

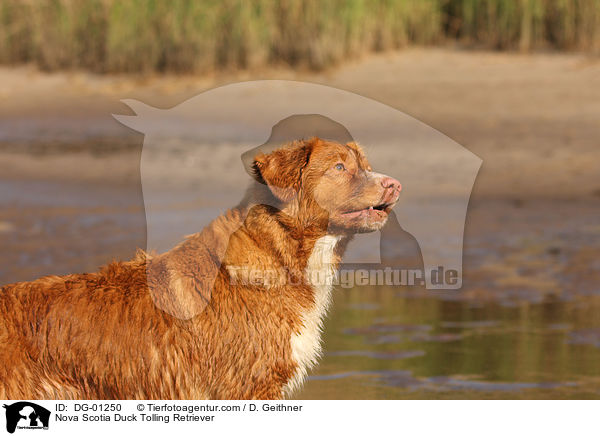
[252,137,401,233]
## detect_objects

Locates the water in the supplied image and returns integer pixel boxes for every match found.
[2,167,600,399]
[296,290,600,399]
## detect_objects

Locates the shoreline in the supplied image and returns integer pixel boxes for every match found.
[1,48,599,199]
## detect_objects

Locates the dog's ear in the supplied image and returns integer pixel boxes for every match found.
[252,138,316,202]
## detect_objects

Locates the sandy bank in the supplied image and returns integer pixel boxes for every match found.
[0,48,599,199]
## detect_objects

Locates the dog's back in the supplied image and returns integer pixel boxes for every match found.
[0,203,300,400]
[0,255,169,398]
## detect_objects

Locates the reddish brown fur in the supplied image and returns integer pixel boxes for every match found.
[0,138,400,399]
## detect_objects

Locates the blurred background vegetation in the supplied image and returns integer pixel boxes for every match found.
[0,0,598,73]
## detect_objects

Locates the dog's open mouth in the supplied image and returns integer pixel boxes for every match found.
[340,202,394,220]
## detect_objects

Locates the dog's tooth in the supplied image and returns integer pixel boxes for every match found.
[369,206,373,210]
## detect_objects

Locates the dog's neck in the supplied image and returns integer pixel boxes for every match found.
[239,202,351,274]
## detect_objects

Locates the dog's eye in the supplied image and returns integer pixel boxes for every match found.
[335,163,345,171]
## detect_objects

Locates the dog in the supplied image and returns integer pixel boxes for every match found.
[0,137,401,399]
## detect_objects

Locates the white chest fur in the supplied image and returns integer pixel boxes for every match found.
[283,235,342,397]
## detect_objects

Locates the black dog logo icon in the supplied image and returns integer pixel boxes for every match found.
[3,402,50,433]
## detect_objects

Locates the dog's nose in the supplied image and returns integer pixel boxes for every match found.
[381,176,402,192]
[381,176,402,203]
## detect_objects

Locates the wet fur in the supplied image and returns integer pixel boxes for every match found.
[0,138,398,399]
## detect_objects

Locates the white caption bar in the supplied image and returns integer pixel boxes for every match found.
[0,400,596,436]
